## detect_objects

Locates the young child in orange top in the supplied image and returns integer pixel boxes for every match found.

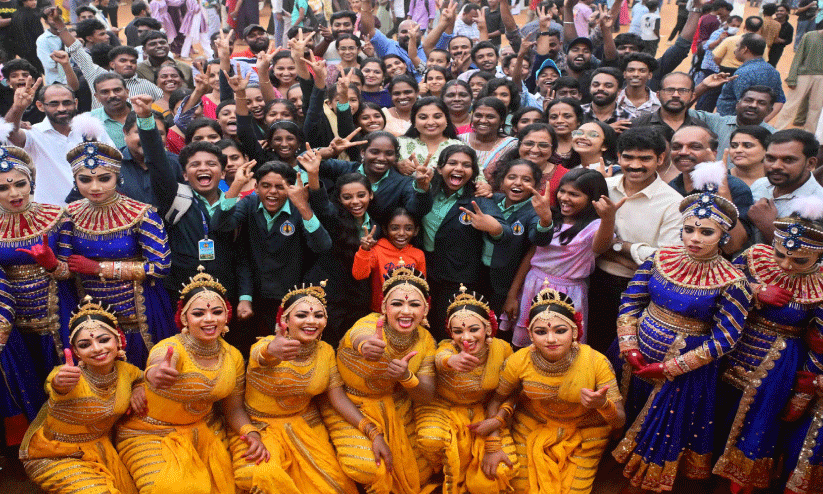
[352,208,427,312]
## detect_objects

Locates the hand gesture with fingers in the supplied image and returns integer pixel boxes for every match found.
[598,4,614,30]
[361,225,378,251]
[413,154,434,191]
[288,29,309,58]
[129,95,154,118]
[50,51,70,66]
[267,323,302,361]
[396,158,416,176]
[526,185,553,227]
[329,128,368,156]
[296,144,322,177]
[592,195,626,222]
[224,63,252,93]
[215,29,234,59]
[286,173,310,209]
[16,234,58,271]
[14,76,42,112]
[227,160,256,198]
[448,341,481,372]
[596,157,613,178]
[623,349,648,371]
[756,285,793,307]
[537,3,552,28]
[336,71,353,105]
[302,57,328,82]
[580,385,610,409]
[359,317,387,361]
[459,201,503,235]
[148,347,180,389]
[702,72,738,89]
[52,349,81,394]
[193,72,211,97]
[385,351,418,382]
[517,39,535,59]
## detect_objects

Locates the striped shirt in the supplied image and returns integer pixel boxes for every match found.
[66,40,163,109]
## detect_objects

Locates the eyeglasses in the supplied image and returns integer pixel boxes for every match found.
[43,100,75,108]
[571,130,601,139]
[659,87,693,95]
[521,140,552,150]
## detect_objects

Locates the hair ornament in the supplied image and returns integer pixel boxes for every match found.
[382,257,429,297]
[179,265,227,299]
[527,279,581,340]
[775,197,823,254]
[0,117,34,182]
[446,284,498,336]
[279,280,328,325]
[679,160,738,231]
[69,295,127,359]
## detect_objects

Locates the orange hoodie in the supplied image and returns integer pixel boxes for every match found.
[352,237,427,313]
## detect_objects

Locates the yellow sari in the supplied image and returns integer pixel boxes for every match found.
[20,361,142,494]
[416,338,518,494]
[229,337,357,494]
[499,344,620,494]
[116,335,244,494]
[323,312,437,494]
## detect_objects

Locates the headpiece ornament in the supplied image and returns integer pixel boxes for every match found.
[527,279,582,340]
[175,266,231,332]
[69,295,127,359]
[382,257,429,299]
[277,281,328,325]
[67,114,122,176]
[446,284,498,336]
[0,117,34,184]
[774,196,823,255]
[679,160,739,231]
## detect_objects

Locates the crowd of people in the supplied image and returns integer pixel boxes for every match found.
[0,0,823,491]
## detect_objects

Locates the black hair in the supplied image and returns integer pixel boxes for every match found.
[263,99,299,121]
[215,138,244,154]
[510,107,546,134]
[266,120,305,157]
[714,1,734,11]
[762,3,777,15]
[269,51,295,88]
[330,10,357,24]
[620,52,659,73]
[491,158,542,193]
[429,48,451,63]
[422,66,451,95]
[448,35,474,51]
[471,41,498,61]
[528,289,576,323]
[254,160,297,184]
[75,6,95,16]
[123,110,165,133]
[430,144,479,198]
[727,15,743,24]
[133,17,162,30]
[553,168,609,244]
[552,76,581,92]
[92,72,126,91]
[178,141,228,169]
[69,303,119,344]
[157,64,185,82]
[140,30,168,47]
[333,172,373,261]
[36,83,75,103]
[730,125,771,149]
[131,1,149,16]
[336,32,361,48]
[404,97,458,139]
[341,66,365,86]
[468,71,496,86]
[477,78,521,115]
[170,88,193,114]
[354,101,387,131]
[76,18,106,40]
[614,32,643,50]
[742,85,776,105]
[767,129,820,159]
[442,79,472,109]
[591,67,624,88]
[90,44,113,68]
[646,0,659,11]
[1,59,38,80]
[739,32,766,56]
[184,118,223,144]
[471,96,508,129]
[517,122,558,155]
[287,25,315,39]
[325,82,362,109]
[579,119,618,163]
[744,16,764,33]
[387,74,419,94]
[617,126,667,155]
[383,207,419,236]
[463,3,480,12]
[545,98,585,129]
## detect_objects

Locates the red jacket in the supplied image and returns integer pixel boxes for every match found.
[352,238,427,313]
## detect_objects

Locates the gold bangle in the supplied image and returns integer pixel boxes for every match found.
[499,403,514,417]
[239,423,259,437]
[400,373,419,388]
[144,364,158,380]
[367,425,383,442]
[356,339,367,355]
[597,399,618,419]
[494,415,506,428]
[357,418,371,435]
[484,437,502,453]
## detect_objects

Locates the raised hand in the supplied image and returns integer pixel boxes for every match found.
[302,57,328,83]
[50,50,70,66]
[592,195,626,222]
[360,225,378,251]
[43,6,65,30]
[756,285,793,307]
[580,385,609,409]
[215,29,234,60]
[536,3,552,28]
[237,300,254,321]
[624,349,648,372]
[232,160,257,189]
[149,347,180,389]
[241,431,271,465]
[359,318,387,361]
[598,4,614,30]
[526,185,553,227]
[223,63,252,93]
[459,201,503,235]
[67,254,101,276]
[702,72,738,89]
[192,72,211,97]
[256,46,282,73]
[16,234,58,271]
[52,348,81,394]
[396,158,416,176]
[296,143,322,177]
[267,323,302,361]
[412,154,434,192]
[384,351,418,381]
[329,128,368,156]
[474,181,494,198]
[13,76,42,112]
[596,157,614,178]
[447,341,481,372]
[129,94,154,118]
[286,173,310,209]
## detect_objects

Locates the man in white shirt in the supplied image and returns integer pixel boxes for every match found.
[3,81,114,206]
[748,129,822,243]
[454,3,481,42]
[587,126,683,353]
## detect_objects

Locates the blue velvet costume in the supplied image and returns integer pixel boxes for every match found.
[784,348,823,494]
[711,244,823,489]
[0,203,76,386]
[60,195,174,367]
[0,265,46,420]
[612,245,752,492]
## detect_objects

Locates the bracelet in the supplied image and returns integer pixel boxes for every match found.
[484,436,503,453]
[494,415,506,428]
[239,423,260,437]
[357,417,372,435]
[400,372,420,388]
[499,403,514,418]
[367,425,383,442]
[356,339,368,356]
[144,364,158,380]
[563,21,574,24]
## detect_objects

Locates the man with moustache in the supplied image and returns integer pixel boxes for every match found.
[582,67,632,133]
[314,11,358,64]
[136,31,194,89]
[748,129,823,243]
[3,81,115,206]
[563,37,597,102]
[632,72,708,136]
[89,73,131,149]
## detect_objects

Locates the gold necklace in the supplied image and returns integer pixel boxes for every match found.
[181,333,221,359]
[384,322,417,352]
[296,340,318,361]
[82,366,118,391]
[531,345,578,377]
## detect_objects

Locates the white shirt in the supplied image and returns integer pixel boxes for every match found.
[598,174,683,278]
[454,18,480,41]
[22,119,115,206]
[640,12,660,41]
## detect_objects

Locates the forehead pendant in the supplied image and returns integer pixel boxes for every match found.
[5,177,12,183]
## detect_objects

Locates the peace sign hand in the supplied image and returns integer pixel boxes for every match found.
[13,76,42,112]
[361,225,378,251]
[526,185,553,227]
[329,128,368,155]
[459,201,503,235]
[215,29,234,59]
[592,195,626,222]
[413,154,434,192]
[596,157,614,178]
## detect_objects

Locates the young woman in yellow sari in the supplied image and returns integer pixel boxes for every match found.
[116,268,269,494]
[229,281,391,494]
[480,284,624,494]
[20,297,144,494]
[415,285,518,494]
[324,259,438,494]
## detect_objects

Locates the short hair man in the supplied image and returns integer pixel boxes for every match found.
[136,31,194,89]
[715,33,784,118]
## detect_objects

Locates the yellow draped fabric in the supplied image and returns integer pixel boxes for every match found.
[326,312,437,494]
[20,361,142,494]
[416,338,518,494]
[229,337,357,494]
[498,345,620,494]
[116,335,244,494]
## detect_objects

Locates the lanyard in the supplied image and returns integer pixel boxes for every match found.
[196,201,209,240]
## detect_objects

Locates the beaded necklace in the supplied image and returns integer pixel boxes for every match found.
[531,345,578,377]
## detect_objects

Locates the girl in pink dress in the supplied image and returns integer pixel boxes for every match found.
[510,168,619,347]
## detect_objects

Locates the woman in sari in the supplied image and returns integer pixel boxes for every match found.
[20,297,144,494]
[323,259,437,494]
[229,281,390,494]
[480,284,624,494]
[612,164,753,491]
[415,285,517,493]
[116,268,269,494]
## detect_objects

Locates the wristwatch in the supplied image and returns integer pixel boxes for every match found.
[612,237,623,252]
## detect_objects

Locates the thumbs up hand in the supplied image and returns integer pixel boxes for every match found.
[148,346,180,389]
[359,318,387,361]
[580,385,610,409]
[447,341,481,372]
[53,348,82,394]
[384,351,418,382]
[267,324,301,361]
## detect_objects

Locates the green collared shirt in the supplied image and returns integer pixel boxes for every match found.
[358,212,373,238]
[90,107,126,149]
[481,198,551,266]
[219,196,321,233]
[422,188,463,252]
[357,164,389,192]
[195,190,224,216]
